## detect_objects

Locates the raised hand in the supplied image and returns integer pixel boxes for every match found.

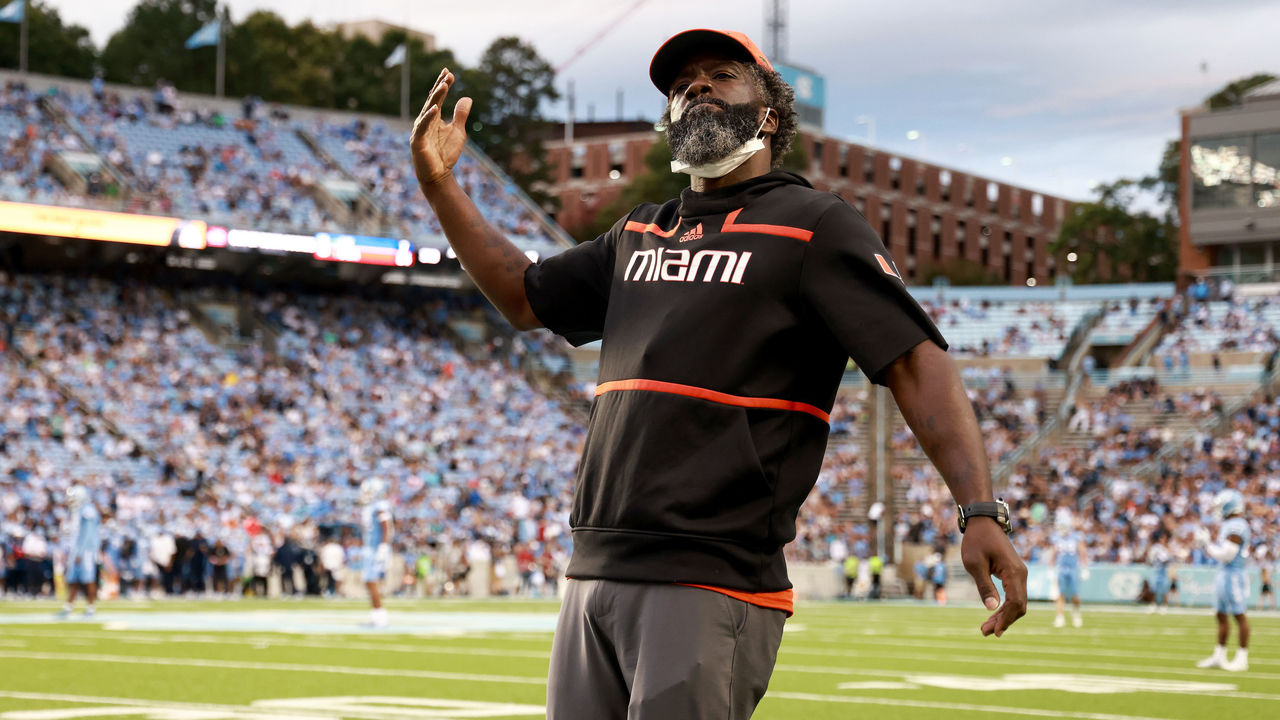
[411,68,474,193]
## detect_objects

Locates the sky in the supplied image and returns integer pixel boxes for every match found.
[56,0,1280,202]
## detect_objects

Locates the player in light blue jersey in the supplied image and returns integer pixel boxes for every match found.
[57,485,101,619]
[1146,538,1173,615]
[360,478,394,628]
[1195,489,1251,672]
[1050,516,1088,628]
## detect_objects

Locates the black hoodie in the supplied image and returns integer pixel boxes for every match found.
[525,171,945,592]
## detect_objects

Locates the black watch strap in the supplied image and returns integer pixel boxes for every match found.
[957,499,1012,534]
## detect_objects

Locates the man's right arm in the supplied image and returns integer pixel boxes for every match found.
[411,68,540,331]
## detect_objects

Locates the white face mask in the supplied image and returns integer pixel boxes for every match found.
[670,108,771,179]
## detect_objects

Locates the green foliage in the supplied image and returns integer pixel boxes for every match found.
[462,37,560,209]
[1205,72,1276,110]
[1052,179,1176,284]
[0,1,97,77]
[225,13,340,108]
[781,140,809,174]
[101,0,220,91]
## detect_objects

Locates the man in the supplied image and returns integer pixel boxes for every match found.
[359,478,393,628]
[57,485,100,618]
[842,553,859,599]
[1258,544,1275,612]
[1050,514,1087,628]
[1147,537,1173,615]
[1196,489,1251,672]
[410,28,1027,718]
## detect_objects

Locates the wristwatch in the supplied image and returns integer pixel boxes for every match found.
[956,499,1012,534]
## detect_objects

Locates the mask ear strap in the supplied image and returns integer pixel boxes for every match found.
[756,108,773,138]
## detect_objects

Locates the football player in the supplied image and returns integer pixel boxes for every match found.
[1195,489,1250,672]
[1051,515,1087,628]
[57,485,101,619]
[1147,537,1173,615]
[360,478,394,628]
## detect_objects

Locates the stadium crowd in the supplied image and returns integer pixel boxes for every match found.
[0,272,577,599]
[0,78,558,247]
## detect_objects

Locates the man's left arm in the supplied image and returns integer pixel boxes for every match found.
[883,339,1028,637]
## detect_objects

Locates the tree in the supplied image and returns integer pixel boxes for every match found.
[225,13,342,108]
[1205,72,1276,110]
[463,37,560,208]
[0,1,96,78]
[331,30,455,116]
[1052,179,1176,284]
[101,0,219,91]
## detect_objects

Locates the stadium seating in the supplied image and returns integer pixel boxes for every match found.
[0,77,564,253]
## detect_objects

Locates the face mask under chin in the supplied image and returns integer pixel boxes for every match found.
[666,102,771,180]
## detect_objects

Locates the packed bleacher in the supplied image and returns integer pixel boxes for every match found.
[1,77,562,252]
[0,271,581,598]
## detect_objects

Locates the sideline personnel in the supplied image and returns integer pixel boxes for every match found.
[411,28,1028,720]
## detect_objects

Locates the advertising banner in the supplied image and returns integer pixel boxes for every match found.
[1025,563,1262,607]
[0,201,200,247]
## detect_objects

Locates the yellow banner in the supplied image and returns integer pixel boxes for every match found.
[0,201,204,247]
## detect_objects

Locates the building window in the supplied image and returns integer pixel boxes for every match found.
[932,215,942,259]
[957,220,967,258]
[1255,132,1280,208]
[907,210,918,256]
[864,154,876,183]
[1192,134,1253,209]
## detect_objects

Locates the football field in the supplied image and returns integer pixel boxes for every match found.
[0,598,1275,719]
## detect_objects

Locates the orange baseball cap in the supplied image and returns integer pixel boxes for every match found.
[649,29,774,95]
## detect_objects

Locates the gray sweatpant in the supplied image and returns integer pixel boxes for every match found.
[546,579,787,719]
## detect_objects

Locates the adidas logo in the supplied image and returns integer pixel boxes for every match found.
[677,223,704,243]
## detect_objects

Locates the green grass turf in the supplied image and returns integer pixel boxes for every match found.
[0,598,1276,719]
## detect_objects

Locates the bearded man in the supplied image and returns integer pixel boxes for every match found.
[410,28,1028,719]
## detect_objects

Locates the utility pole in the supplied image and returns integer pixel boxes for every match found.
[215,7,226,98]
[765,0,788,63]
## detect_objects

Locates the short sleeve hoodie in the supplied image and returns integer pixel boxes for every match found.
[525,171,946,593]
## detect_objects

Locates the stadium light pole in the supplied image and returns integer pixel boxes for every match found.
[401,39,411,120]
[215,8,226,98]
[19,0,28,74]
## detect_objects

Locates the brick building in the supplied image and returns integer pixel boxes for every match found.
[542,123,1072,286]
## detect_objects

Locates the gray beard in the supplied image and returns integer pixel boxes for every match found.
[666,100,762,168]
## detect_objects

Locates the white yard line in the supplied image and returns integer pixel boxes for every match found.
[772,645,1280,681]
[782,635,1280,666]
[0,628,551,660]
[0,651,546,686]
[0,691,543,720]
[766,690,1178,720]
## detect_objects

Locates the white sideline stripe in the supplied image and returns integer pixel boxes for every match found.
[0,651,546,686]
[0,691,538,720]
[0,628,552,660]
[768,690,1175,720]
[782,635,1280,666]
[772,646,1280,681]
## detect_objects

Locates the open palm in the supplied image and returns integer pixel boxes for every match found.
[411,68,473,190]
